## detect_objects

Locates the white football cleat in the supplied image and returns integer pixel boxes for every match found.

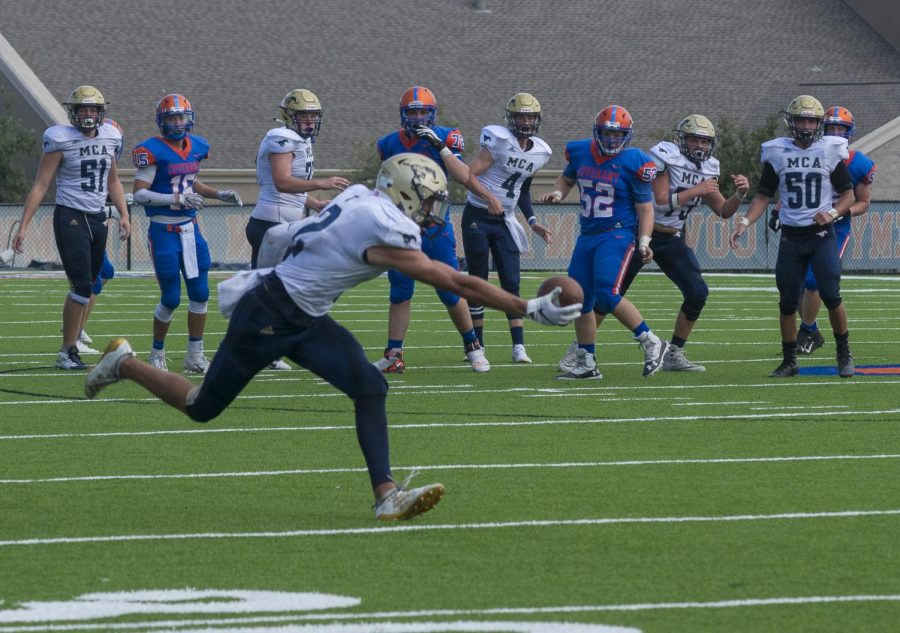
[268,359,292,370]
[636,331,668,377]
[662,345,706,372]
[75,339,100,354]
[375,477,445,521]
[512,344,532,364]
[557,348,601,380]
[78,330,93,345]
[148,350,168,371]
[558,340,579,372]
[84,338,135,398]
[183,352,210,374]
[466,346,491,372]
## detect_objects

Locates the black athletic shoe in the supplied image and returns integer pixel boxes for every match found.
[837,345,855,378]
[798,329,825,355]
[769,361,799,378]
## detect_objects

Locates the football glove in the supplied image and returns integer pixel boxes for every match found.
[768,208,780,232]
[217,189,243,206]
[525,288,583,326]
[181,193,205,210]
[413,125,445,150]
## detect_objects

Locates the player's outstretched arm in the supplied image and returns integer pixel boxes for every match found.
[366,246,580,325]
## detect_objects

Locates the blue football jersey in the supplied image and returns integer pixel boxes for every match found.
[132,134,211,218]
[562,140,656,234]
[846,150,877,189]
[376,126,464,224]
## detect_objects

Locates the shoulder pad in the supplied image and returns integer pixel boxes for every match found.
[530,135,552,156]
[132,143,156,168]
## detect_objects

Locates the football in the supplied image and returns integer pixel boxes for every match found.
[536,275,584,307]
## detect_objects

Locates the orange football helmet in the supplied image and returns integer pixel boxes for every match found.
[593,105,633,155]
[156,94,194,140]
[823,106,855,139]
[399,86,438,133]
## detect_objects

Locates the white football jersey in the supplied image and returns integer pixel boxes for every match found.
[761,136,849,227]
[467,125,551,213]
[253,127,314,222]
[650,141,720,230]
[43,124,123,213]
[273,185,422,316]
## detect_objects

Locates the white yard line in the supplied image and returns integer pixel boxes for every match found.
[2,508,899,548]
[2,453,898,485]
[1,404,898,441]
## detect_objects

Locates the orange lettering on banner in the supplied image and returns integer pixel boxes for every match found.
[867,211,893,258]
[703,215,730,258]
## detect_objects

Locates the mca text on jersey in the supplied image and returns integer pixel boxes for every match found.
[577,165,621,184]
[506,157,536,172]
[787,156,823,168]
[79,145,112,157]
[167,162,201,176]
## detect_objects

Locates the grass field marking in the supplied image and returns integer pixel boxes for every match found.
[2,595,900,633]
[2,508,899,548]
[2,453,898,485]
[3,405,900,441]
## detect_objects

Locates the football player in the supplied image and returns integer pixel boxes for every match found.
[132,94,244,374]
[246,89,351,370]
[794,106,877,355]
[372,86,503,373]
[13,86,131,370]
[540,105,668,379]
[617,114,750,372]
[73,118,131,356]
[85,153,582,521]
[462,93,553,363]
[730,95,855,377]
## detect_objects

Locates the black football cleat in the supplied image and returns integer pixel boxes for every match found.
[837,345,855,378]
[769,361,799,378]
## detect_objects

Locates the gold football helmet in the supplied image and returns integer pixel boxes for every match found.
[376,153,449,227]
[505,92,542,138]
[675,114,716,162]
[784,95,824,144]
[279,89,323,138]
[63,85,108,131]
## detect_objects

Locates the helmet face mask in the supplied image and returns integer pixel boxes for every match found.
[675,114,716,162]
[505,93,542,138]
[593,105,633,155]
[399,86,437,134]
[156,94,195,140]
[279,89,322,138]
[823,106,855,140]
[784,95,824,145]
[64,86,107,131]
[376,153,450,228]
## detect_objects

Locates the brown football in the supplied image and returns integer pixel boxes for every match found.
[536,275,584,307]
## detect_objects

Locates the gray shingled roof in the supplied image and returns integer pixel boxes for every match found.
[4,0,899,170]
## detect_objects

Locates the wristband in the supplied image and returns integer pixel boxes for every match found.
[828,208,840,221]
[669,192,679,211]
[527,216,538,226]
[739,216,750,227]
[638,235,651,249]
[439,146,452,158]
